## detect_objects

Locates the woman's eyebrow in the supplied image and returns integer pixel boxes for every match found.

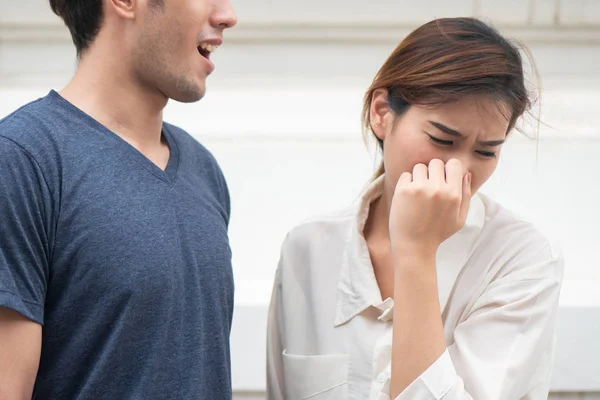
[428,120,505,146]
[429,121,464,138]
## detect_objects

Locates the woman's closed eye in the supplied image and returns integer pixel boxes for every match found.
[427,134,498,159]
[427,134,453,146]
[475,150,497,158]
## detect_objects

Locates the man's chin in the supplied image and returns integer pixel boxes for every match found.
[174,93,205,103]
[171,89,206,103]
[166,79,206,103]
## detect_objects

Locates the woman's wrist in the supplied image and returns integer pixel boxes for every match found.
[392,246,437,279]
[391,237,439,261]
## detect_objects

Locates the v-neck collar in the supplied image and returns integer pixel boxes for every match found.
[49,90,180,185]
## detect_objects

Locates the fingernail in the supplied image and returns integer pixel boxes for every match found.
[467,172,472,184]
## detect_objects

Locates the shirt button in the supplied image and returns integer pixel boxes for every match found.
[377,373,387,383]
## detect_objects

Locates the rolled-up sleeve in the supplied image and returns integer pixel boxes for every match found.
[392,253,563,400]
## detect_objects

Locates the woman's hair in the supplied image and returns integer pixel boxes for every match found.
[362,17,536,179]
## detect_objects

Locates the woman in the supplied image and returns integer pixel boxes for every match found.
[266,17,563,400]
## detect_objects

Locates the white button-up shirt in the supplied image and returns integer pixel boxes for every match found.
[267,176,564,400]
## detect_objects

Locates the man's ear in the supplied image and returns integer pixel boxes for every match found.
[107,0,137,20]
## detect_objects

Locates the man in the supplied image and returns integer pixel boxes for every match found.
[0,0,237,398]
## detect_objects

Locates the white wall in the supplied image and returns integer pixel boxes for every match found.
[1,0,600,396]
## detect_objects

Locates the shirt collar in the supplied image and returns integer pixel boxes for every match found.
[334,174,486,327]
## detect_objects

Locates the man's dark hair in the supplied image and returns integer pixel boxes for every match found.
[49,0,164,57]
[49,0,104,57]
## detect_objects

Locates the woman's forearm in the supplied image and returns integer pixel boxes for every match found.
[391,248,446,398]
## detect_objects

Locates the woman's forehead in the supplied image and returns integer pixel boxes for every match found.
[411,98,511,137]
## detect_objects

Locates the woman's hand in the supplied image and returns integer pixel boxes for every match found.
[389,158,472,257]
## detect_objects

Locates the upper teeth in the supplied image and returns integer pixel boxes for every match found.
[199,43,217,53]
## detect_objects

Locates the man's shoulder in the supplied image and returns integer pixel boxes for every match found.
[0,92,88,173]
[0,95,51,145]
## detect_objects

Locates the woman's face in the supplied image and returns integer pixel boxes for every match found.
[370,90,511,197]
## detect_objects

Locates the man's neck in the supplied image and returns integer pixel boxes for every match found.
[59,48,168,150]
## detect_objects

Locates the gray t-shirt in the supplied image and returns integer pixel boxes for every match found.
[0,91,234,399]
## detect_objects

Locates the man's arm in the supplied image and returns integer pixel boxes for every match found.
[0,307,41,400]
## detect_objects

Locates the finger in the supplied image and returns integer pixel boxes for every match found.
[445,159,464,191]
[412,163,428,182]
[396,171,413,188]
[428,159,445,184]
[459,172,472,222]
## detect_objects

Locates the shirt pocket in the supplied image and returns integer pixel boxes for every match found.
[282,349,349,400]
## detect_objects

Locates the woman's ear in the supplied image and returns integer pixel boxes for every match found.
[370,88,391,142]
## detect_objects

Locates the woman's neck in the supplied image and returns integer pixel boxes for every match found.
[364,188,396,300]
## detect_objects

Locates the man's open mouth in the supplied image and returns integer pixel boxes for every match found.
[198,43,217,60]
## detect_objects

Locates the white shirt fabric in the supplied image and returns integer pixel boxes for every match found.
[266,176,564,400]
